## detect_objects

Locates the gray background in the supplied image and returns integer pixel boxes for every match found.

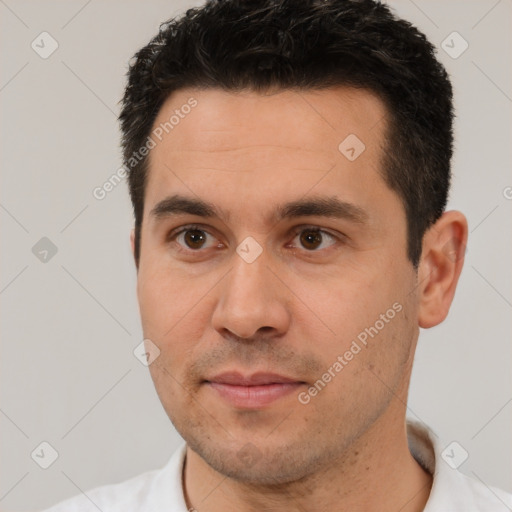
[1,0,511,510]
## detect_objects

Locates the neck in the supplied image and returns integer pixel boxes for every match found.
[183,412,432,512]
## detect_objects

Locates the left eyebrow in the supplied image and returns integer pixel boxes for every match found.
[274,195,369,225]
[149,194,369,226]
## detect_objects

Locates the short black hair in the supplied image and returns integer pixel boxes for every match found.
[119,0,453,268]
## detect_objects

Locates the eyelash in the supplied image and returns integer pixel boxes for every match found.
[167,223,343,255]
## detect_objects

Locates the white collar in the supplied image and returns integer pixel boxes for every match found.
[147,420,511,511]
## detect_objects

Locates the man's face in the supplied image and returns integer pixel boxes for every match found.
[135,87,420,483]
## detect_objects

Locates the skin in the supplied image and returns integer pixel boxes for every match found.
[131,86,468,511]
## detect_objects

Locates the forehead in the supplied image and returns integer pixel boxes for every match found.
[143,86,394,226]
[150,86,387,156]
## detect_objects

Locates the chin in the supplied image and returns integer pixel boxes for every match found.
[184,432,328,486]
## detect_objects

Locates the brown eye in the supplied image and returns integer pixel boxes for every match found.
[183,229,207,249]
[293,227,337,251]
[169,225,219,252]
[300,229,324,250]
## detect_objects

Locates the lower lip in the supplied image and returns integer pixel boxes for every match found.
[206,382,303,408]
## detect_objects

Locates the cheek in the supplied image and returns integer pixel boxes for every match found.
[137,267,216,376]
[305,268,391,344]
[309,269,416,388]
[137,258,199,334]
[309,305,415,426]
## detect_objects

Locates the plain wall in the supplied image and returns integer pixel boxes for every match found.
[1,1,511,510]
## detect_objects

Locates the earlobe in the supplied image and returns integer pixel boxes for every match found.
[417,211,468,329]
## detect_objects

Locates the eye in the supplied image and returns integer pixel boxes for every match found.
[167,224,342,256]
[289,226,339,251]
[168,225,221,252]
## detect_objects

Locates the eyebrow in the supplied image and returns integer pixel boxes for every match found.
[149,194,369,225]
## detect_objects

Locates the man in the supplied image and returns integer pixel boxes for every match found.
[42,0,511,510]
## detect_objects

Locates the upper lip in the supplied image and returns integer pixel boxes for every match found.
[206,371,303,386]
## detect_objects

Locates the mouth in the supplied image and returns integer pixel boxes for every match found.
[204,371,306,409]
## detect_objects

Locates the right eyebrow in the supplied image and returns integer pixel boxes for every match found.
[150,195,229,222]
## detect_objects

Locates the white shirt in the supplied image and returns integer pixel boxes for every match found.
[41,421,512,511]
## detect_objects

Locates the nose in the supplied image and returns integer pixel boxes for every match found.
[211,248,291,341]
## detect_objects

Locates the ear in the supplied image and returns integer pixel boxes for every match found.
[417,210,468,328]
[130,228,138,271]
